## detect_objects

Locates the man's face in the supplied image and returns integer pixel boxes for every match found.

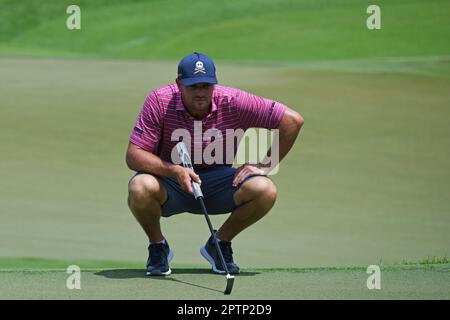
[177,81,214,111]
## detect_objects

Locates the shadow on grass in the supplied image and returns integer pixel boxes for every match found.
[95,268,259,279]
[95,268,259,294]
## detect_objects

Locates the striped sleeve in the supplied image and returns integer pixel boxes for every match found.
[129,91,162,153]
[235,89,287,130]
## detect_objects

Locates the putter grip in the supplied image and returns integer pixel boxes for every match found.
[191,181,203,199]
[176,142,204,199]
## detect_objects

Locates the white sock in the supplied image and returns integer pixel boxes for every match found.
[151,239,166,245]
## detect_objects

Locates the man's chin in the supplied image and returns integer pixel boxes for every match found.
[192,102,209,110]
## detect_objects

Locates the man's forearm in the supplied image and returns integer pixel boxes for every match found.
[261,108,304,170]
[126,145,179,178]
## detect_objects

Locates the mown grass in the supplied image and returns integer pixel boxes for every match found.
[1,0,449,61]
[1,256,449,272]
[1,57,449,268]
[401,256,450,265]
[0,1,449,298]
[1,257,448,299]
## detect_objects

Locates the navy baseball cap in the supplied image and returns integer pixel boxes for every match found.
[177,52,218,86]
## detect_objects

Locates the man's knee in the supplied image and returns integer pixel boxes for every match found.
[239,176,277,205]
[128,174,166,208]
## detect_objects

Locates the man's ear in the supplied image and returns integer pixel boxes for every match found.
[175,78,181,88]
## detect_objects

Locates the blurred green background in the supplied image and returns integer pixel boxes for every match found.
[0,0,449,274]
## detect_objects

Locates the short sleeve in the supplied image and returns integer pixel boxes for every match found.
[129,91,162,153]
[235,90,287,130]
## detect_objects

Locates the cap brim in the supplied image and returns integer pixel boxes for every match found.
[180,77,218,86]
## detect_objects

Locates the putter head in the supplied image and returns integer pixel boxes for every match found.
[224,274,235,295]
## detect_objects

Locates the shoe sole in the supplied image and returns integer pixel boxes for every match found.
[200,245,226,274]
[146,250,174,276]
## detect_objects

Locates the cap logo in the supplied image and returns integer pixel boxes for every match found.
[194,61,206,74]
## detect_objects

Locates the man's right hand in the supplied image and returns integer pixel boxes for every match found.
[172,166,201,194]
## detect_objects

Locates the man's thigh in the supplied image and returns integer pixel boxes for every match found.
[129,166,266,217]
[159,166,239,216]
[129,171,199,217]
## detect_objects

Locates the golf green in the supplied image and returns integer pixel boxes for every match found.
[1,258,449,299]
[1,0,449,299]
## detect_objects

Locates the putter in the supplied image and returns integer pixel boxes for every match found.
[176,142,235,295]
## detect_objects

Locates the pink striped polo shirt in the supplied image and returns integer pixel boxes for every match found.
[129,84,287,167]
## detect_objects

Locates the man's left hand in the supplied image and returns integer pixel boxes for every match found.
[232,164,268,187]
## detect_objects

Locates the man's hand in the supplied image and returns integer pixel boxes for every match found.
[172,166,202,194]
[232,164,267,187]
[231,108,304,188]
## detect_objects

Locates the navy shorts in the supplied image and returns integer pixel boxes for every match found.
[131,165,265,217]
